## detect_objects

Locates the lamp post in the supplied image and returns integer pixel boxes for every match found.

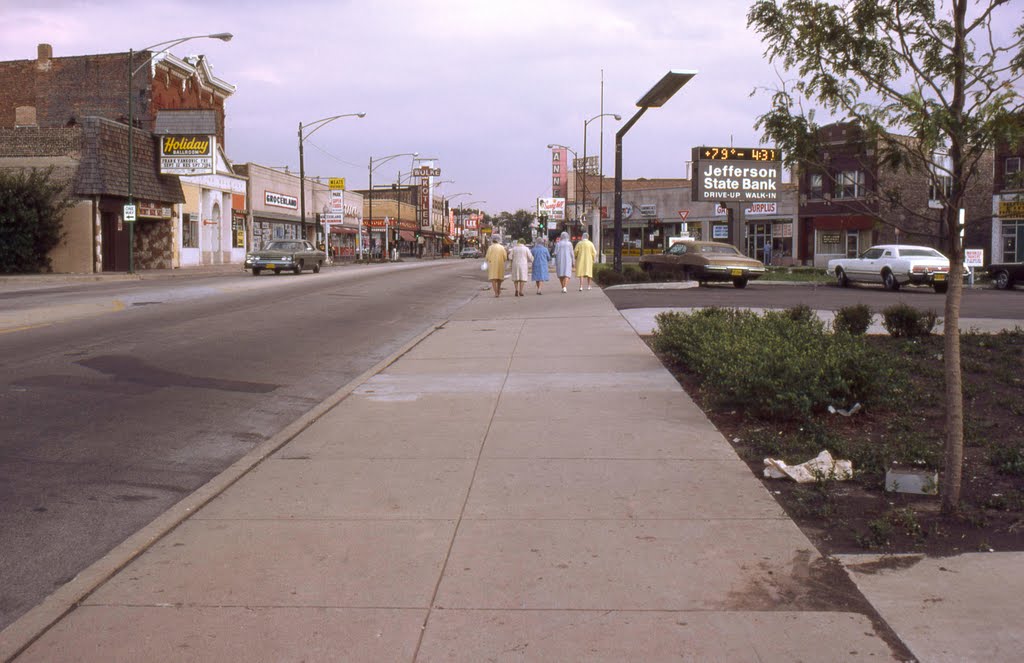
[582,113,620,254]
[367,152,418,260]
[447,192,472,252]
[614,70,696,272]
[546,143,578,228]
[461,200,486,252]
[298,112,365,247]
[126,32,232,274]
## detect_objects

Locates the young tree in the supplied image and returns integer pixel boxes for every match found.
[0,168,72,273]
[747,0,1024,513]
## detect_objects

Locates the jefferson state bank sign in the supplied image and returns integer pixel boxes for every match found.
[691,146,782,202]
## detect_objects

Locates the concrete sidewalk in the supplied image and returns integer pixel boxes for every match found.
[0,287,933,661]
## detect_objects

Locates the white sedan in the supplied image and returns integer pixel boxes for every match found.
[827,244,950,293]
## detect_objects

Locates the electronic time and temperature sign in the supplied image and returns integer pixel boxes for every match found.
[691,146,782,203]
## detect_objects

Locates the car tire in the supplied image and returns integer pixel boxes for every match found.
[934,281,948,294]
[294,261,303,275]
[994,270,1011,290]
[733,278,749,289]
[313,261,322,274]
[836,268,849,288]
[251,268,261,276]
[274,268,282,275]
[882,270,900,291]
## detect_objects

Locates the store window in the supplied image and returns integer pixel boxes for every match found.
[835,170,865,199]
[808,173,823,199]
[232,211,245,248]
[1006,157,1023,188]
[183,212,199,248]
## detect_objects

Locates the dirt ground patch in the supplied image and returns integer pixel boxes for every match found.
[649,331,1024,556]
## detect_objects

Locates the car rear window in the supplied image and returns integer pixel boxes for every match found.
[700,245,740,255]
[899,248,944,258]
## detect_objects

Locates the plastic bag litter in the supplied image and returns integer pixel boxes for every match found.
[828,402,862,416]
[480,260,488,271]
[763,450,853,483]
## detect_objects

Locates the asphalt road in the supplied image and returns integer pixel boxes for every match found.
[0,261,484,631]
[603,279,1024,320]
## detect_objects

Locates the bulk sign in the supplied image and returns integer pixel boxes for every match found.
[691,146,782,203]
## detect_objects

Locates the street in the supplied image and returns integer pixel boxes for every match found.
[0,261,483,631]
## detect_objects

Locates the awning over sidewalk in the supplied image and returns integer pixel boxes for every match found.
[329,226,357,235]
[399,231,415,242]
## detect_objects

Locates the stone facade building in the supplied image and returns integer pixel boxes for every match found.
[0,43,234,272]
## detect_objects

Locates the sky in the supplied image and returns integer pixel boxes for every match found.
[0,0,837,213]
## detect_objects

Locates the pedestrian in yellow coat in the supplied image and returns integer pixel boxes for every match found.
[485,236,508,297]
[574,232,597,291]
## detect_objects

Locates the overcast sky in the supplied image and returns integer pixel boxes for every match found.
[0,0,968,214]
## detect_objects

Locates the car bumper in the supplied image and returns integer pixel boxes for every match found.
[907,271,948,285]
[245,258,294,269]
[697,266,766,281]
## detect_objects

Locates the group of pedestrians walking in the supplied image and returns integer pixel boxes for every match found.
[483,231,597,297]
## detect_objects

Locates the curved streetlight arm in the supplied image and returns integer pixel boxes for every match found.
[547,143,578,159]
[131,33,233,76]
[301,113,365,143]
[370,152,419,174]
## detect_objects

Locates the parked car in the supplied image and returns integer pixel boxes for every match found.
[244,240,326,276]
[459,247,482,259]
[986,262,1024,290]
[827,244,950,293]
[639,240,766,288]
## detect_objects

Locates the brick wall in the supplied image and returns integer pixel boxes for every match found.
[1,46,228,146]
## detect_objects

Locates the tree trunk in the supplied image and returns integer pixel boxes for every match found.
[942,256,965,513]
[941,0,968,515]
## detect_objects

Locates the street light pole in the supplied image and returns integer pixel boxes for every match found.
[126,32,232,274]
[613,71,696,272]
[582,113,620,257]
[298,112,365,247]
[368,152,418,261]
[447,192,471,252]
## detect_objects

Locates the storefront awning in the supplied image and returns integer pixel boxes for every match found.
[399,231,415,242]
[812,215,876,231]
[329,226,357,234]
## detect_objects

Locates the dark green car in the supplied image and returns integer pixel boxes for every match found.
[244,240,326,276]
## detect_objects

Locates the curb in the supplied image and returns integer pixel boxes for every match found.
[0,315,451,663]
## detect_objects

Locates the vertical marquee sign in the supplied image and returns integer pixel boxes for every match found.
[691,146,782,203]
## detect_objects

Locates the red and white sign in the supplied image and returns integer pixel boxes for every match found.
[746,202,778,215]
[678,210,689,221]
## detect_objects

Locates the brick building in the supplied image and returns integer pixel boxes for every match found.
[0,43,234,272]
[798,122,993,267]
[992,129,1024,264]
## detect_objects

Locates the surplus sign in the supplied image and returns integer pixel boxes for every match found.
[691,146,782,203]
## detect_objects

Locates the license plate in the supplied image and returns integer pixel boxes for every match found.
[730,269,743,277]
[933,273,946,281]
[266,263,276,269]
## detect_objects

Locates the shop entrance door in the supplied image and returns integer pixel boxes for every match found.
[100,211,130,271]
[747,223,772,262]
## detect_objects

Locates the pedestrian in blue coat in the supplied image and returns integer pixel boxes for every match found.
[530,237,552,295]
[553,231,575,293]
